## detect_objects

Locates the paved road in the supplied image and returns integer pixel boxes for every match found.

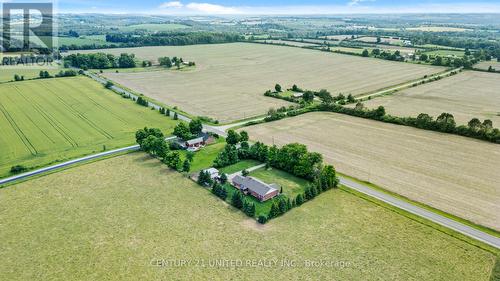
[0,136,176,186]
[356,67,463,100]
[2,70,498,249]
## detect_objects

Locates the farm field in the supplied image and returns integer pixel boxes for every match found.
[242,112,500,230]
[0,153,495,280]
[73,43,443,122]
[360,71,500,125]
[0,76,178,177]
[354,36,404,45]
[0,66,62,83]
[475,60,500,71]
[255,39,318,47]
[423,49,465,57]
[321,35,354,41]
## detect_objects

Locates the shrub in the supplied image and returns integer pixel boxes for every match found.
[10,165,28,174]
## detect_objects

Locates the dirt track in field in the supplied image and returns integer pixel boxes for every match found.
[243,112,500,230]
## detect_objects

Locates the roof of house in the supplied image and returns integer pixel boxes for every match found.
[186,137,204,145]
[232,175,278,197]
[204,168,219,176]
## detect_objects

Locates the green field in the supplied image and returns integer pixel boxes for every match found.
[0,67,62,83]
[424,49,465,57]
[0,76,178,177]
[120,23,191,32]
[0,153,495,280]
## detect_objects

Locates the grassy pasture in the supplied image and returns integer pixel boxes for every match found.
[0,153,495,280]
[360,71,500,126]
[242,112,500,231]
[0,76,178,177]
[73,43,443,123]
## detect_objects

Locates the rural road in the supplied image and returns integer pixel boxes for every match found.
[2,70,497,249]
[356,67,463,100]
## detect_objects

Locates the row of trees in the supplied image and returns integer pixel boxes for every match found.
[64,53,136,69]
[39,70,78,79]
[105,32,243,47]
[318,103,500,143]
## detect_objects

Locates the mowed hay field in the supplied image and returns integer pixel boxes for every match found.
[74,43,444,122]
[0,77,177,177]
[475,60,500,71]
[0,153,495,280]
[360,71,500,125]
[242,112,500,230]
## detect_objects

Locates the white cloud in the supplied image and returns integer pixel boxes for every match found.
[185,2,240,14]
[159,1,184,9]
[348,0,375,6]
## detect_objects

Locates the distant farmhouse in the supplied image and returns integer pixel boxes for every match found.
[232,175,279,202]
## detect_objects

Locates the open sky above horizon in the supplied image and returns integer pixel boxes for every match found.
[2,0,500,14]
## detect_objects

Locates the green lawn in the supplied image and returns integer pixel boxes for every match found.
[0,76,178,177]
[0,153,495,280]
[179,138,226,172]
[250,167,310,199]
[219,159,261,174]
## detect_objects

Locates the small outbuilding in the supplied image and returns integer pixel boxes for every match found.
[203,168,220,180]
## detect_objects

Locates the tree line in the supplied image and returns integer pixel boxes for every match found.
[316,102,500,143]
[64,53,136,69]
[105,32,243,47]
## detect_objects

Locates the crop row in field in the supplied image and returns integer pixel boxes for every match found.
[0,76,178,177]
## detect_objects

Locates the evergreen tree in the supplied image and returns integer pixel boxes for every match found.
[258,215,268,224]
[231,191,244,209]
[182,159,191,172]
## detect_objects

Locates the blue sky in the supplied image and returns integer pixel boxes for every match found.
[4,0,500,14]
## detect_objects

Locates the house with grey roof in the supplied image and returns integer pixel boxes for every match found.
[231,175,280,202]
